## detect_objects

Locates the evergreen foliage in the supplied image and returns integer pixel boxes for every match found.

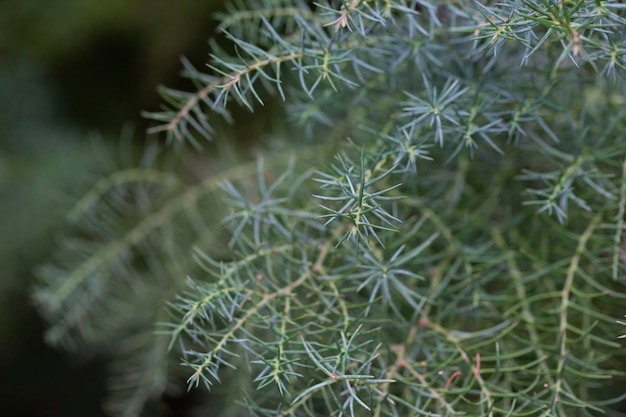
[35,0,626,416]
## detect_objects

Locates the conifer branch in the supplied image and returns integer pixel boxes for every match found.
[552,214,600,413]
[167,52,302,139]
[35,1,626,416]
[613,156,626,280]
[492,229,556,388]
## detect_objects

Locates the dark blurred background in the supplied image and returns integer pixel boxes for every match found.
[0,1,228,415]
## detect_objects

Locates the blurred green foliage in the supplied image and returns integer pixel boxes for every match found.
[0,1,228,415]
[0,57,113,417]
